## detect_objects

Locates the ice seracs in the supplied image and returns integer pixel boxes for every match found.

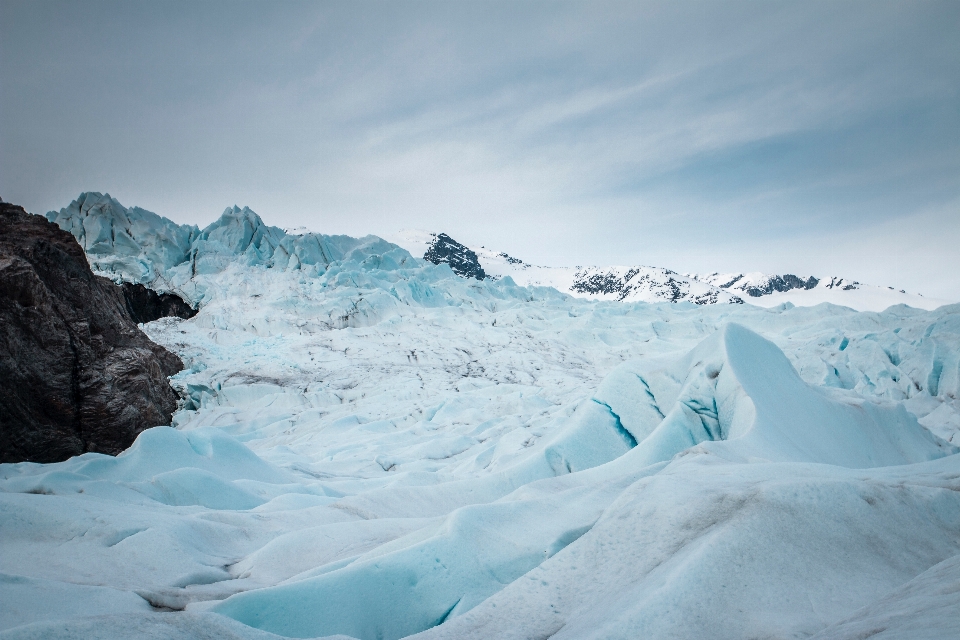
[45,192,200,286]
[47,193,415,305]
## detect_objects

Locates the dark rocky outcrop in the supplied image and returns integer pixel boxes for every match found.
[572,269,638,298]
[571,267,744,305]
[740,274,820,297]
[822,276,860,291]
[120,282,197,324]
[0,202,183,463]
[423,233,487,280]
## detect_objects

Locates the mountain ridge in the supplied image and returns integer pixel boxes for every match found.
[393,228,944,311]
[45,193,948,312]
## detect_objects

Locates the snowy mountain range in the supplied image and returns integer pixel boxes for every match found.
[3,191,960,638]
[45,192,946,313]
[392,229,945,311]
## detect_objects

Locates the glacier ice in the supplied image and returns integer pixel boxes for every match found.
[45,192,200,286]
[2,195,959,638]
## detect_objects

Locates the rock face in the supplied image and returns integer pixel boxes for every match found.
[0,202,184,463]
[423,233,487,280]
[120,282,197,324]
[693,272,862,298]
[712,273,820,297]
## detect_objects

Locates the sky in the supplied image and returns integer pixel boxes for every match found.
[2,0,959,299]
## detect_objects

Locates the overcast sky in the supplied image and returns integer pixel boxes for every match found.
[2,1,958,298]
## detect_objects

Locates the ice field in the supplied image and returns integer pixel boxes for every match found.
[2,195,960,638]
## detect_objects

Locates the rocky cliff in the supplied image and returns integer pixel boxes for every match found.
[423,233,487,280]
[0,201,184,463]
[119,282,197,324]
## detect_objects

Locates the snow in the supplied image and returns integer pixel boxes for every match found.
[392,229,745,304]
[392,229,952,311]
[693,271,949,311]
[3,196,959,638]
[810,553,960,640]
[740,283,948,312]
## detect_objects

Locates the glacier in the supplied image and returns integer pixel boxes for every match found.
[1,193,959,639]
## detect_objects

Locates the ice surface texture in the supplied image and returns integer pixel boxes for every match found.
[2,194,958,638]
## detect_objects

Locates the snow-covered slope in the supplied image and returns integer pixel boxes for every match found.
[392,229,745,305]
[3,195,958,639]
[393,229,948,311]
[692,270,945,312]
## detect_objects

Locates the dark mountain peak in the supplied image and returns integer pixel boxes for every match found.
[423,233,487,280]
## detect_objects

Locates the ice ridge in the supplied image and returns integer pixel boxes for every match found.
[46,193,409,295]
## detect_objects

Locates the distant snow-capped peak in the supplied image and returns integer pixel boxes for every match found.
[690,272,863,297]
[391,229,946,311]
[392,229,744,305]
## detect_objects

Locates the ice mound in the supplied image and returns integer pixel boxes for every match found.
[417,455,960,640]
[210,395,641,639]
[619,323,954,469]
[208,325,955,640]
[0,573,152,633]
[0,426,319,525]
[0,427,340,621]
[810,552,960,639]
[0,610,293,640]
[212,458,647,639]
[2,427,290,491]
